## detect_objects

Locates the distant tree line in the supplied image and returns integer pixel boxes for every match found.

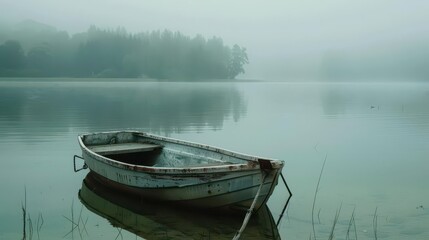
[0,25,248,79]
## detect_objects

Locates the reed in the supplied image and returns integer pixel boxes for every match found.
[22,187,27,240]
[36,213,44,240]
[373,207,378,240]
[346,207,358,240]
[307,155,384,240]
[21,187,34,240]
[317,208,322,224]
[114,228,123,240]
[21,187,44,240]
[63,200,88,239]
[77,204,89,237]
[311,154,327,240]
[62,210,77,238]
[28,214,34,240]
[328,204,342,240]
[353,210,358,240]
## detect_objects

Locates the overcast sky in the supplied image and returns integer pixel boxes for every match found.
[1,0,429,80]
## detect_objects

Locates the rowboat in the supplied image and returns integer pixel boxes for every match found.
[76,130,285,212]
[79,171,281,239]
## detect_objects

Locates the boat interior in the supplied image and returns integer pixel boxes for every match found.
[88,142,163,166]
[87,142,234,168]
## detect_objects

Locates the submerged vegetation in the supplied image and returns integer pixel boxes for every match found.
[0,20,248,79]
[21,187,44,240]
[309,154,381,240]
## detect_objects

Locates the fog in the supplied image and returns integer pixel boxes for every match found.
[1,0,429,81]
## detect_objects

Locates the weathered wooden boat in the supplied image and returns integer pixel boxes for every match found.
[76,130,284,212]
[79,171,281,239]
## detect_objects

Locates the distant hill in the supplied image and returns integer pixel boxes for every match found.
[0,20,68,52]
[14,19,57,33]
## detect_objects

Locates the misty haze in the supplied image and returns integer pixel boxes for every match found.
[0,20,249,79]
[1,1,429,81]
[1,1,429,240]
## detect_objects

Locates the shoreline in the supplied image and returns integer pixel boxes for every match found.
[0,77,262,83]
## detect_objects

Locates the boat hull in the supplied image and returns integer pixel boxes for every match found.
[78,131,283,211]
[87,168,280,211]
[79,172,281,239]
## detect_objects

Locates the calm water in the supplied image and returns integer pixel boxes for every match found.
[0,79,428,239]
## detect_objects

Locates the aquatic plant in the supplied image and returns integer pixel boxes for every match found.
[311,154,328,240]
[63,199,89,239]
[373,207,378,240]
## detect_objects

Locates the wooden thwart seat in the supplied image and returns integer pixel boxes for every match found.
[88,143,162,155]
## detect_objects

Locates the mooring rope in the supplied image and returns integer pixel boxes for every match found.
[232,171,268,240]
[276,172,293,227]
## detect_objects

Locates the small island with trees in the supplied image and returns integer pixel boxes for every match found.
[0,20,248,80]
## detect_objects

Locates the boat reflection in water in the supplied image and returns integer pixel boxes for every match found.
[79,172,281,239]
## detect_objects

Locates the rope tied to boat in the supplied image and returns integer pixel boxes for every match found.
[232,171,268,240]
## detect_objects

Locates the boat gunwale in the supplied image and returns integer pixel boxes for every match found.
[78,130,284,174]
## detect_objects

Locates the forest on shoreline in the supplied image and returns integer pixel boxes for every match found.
[0,20,248,80]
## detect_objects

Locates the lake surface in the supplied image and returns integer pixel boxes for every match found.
[0,79,428,239]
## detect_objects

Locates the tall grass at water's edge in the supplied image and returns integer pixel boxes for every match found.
[308,155,379,240]
[22,187,44,240]
[62,199,89,239]
[22,187,93,240]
